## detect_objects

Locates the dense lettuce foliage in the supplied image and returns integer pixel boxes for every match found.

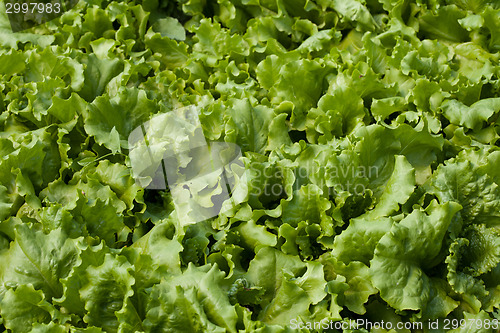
[0,0,500,332]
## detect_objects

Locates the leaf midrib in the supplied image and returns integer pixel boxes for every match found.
[17,240,58,298]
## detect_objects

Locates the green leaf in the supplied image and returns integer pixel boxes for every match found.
[306,86,365,141]
[0,224,79,300]
[483,6,500,52]
[93,160,144,211]
[246,246,327,324]
[79,54,124,102]
[427,150,500,226]
[191,19,249,60]
[321,255,378,315]
[266,113,292,151]
[363,155,415,219]
[236,219,277,251]
[53,242,110,317]
[29,322,69,333]
[0,50,27,76]
[144,264,238,333]
[332,216,393,265]
[80,254,135,333]
[255,55,284,92]
[81,7,114,39]
[25,47,84,91]
[0,184,13,221]
[47,93,87,123]
[72,196,125,246]
[132,221,183,275]
[257,271,311,324]
[281,184,332,228]
[418,278,459,321]
[270,59,331,130]
[152,17,186,40]
[228,278,265,306]
[461,224,500,277]
[297,29,342,56]
[392,123,445,185]
[0,129,60,193]
[224,98,274,154]
[331,0,377,31]
[446,238,489,312]
[144,33,189,70]
[418,5,468,42]
[453,43,497,83]
[0,285,52,333]
[84,87,156,153]
[39,204,82,238]
[371,96,406,121]
[441,98,500,131]
[370,201,462,311]
[144,284,224,333]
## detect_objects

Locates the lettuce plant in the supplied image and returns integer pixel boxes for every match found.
[0,0,499,332]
